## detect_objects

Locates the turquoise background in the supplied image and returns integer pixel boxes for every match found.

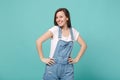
[0,0,120,80]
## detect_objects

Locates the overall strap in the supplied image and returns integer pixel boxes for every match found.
[58,26,74,41]
[70,28,74,41]
[58,26,62,39]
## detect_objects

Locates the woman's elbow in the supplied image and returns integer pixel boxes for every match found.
[84,43,87,49]
[85,43,87,49]
[82,43,87,49]
[36,39,42,45]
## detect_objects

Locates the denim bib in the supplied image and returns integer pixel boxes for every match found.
[53,26,74,64]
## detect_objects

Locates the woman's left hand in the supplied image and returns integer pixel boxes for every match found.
[68,57,79,64]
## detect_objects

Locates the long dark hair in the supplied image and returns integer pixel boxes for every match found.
[54,8,72,28]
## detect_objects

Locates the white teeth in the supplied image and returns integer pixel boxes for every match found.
[58,22,62,24]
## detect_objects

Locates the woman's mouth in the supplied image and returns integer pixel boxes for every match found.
[58,21,63,24]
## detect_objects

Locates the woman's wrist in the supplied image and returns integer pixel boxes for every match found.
[40,56,44,61]
[75,57,80,62]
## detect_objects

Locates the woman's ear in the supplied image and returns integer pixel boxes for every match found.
[66,17,68,21]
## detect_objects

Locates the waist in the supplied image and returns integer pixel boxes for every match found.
[54,57,69,64]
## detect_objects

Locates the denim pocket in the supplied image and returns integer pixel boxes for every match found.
[65,64,74,74]
[43,64,56,80]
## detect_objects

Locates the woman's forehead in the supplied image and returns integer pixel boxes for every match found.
[56,11,65,16]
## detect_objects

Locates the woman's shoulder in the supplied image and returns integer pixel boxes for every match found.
[49,26,59,34]
[71,27,79,33]
[49,25,59,30]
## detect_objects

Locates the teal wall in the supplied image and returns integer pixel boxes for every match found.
[0,0,120,80]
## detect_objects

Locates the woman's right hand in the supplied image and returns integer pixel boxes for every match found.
[41,58,55,65]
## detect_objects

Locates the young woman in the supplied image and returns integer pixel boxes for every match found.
[36,8,87,80]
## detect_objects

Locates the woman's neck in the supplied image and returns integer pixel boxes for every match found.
[61,25,69,31]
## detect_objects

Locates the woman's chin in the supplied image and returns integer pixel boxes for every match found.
[58,24,64,27]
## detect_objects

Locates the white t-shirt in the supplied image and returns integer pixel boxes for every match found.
[49,26,79,58]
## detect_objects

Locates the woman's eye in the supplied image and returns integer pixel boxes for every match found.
[60,16,63,18]
[56,17,58,19]
[56,15,63,19]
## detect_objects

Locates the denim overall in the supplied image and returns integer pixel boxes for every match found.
[43,26,74,80]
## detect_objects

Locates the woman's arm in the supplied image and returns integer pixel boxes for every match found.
[36,31,55,65]
[68,35,87,63]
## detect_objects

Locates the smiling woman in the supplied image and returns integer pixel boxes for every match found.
[36,8,87,80]
[56,11,68,27]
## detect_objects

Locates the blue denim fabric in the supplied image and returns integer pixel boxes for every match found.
[43,26,74,80]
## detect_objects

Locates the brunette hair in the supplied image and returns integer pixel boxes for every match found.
[54,8,72,28]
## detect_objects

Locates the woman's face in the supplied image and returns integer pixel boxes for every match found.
[56,11,68,27]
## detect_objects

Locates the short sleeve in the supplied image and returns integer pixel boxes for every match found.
[72,28,79,41]
[48,26,58,38]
